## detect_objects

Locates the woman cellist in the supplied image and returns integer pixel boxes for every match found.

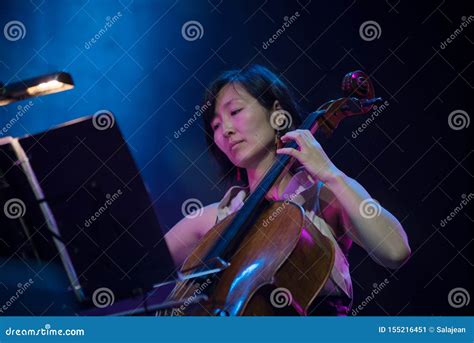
[164,64,411,315]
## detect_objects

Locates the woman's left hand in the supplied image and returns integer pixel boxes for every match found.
[276,129,342,183]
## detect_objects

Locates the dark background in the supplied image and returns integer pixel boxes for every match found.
[0,0,472,315]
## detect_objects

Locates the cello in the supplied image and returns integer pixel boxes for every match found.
[158,70,381,316]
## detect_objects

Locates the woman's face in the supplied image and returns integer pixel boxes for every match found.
[211,83,277,169]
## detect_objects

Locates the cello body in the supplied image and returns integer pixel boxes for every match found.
[168,201,335,316]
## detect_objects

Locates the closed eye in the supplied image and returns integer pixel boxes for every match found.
[231,108,242,115]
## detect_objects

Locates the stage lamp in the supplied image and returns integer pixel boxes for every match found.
[0,72,74,106]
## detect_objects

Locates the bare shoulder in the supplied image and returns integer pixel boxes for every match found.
[164,202,220,266]
[195,202,220,237]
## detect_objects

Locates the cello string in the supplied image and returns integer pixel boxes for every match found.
[155,279,190,316]
[158,278,198,316]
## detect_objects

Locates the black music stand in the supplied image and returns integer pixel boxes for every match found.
[0,113,178,315]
